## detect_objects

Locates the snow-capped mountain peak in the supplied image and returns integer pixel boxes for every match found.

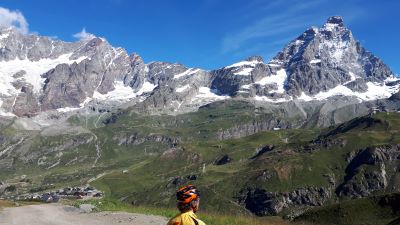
[207,16,399,105]
[324,16,344,27]
[0,16,398,121]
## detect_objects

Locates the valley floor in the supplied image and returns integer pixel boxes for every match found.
[0,203,168,225]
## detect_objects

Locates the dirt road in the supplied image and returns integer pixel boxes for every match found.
[0,203,168,225]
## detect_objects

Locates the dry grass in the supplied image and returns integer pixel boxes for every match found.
[0,199,14,210]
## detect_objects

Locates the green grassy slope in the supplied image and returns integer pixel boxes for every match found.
[1,102,400,225]
[91,110,400,216]
[295,193,400,225]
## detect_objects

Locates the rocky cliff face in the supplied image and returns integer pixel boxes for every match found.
[216,119,293,140]
[0,27,79,62]
[113,133,180,148]
[239,186,332,216]
[40,38,132,111]
[0,27,142,117]
[237,143,400,217]
[337,145,400,198]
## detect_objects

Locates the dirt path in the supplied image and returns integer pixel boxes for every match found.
[0,204,168,225]
[91,132,101,168]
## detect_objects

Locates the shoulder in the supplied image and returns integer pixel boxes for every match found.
[167,213,183,225]
[196,218,206,225]
[184,212,206,225]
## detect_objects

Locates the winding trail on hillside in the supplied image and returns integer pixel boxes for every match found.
[94,113,107,129]
[0,138,25,158]
[91,132,101,168]
[0,204,168,225]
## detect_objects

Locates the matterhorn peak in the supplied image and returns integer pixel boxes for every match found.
[322,16,347,33]
[245,56,264,63]
[0,26,15,40]
[326,16,344,26]
[0,26,13,32]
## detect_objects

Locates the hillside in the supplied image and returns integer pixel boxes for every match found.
[295,193,400,225]
[89,110,400,216]
[1,101,400,224]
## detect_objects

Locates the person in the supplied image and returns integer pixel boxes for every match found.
[167,185,206,225]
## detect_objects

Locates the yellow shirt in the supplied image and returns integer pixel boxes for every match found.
[167,211,206,225]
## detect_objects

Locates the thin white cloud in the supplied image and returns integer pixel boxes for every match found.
[220,0,328,54]
[73,28,96,41]
[221,0,367,57]
[221,17,306,54]
[0,7,29,34]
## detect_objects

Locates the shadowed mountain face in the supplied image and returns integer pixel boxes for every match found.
[0,16,398,123]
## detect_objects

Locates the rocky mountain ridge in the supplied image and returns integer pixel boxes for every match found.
[0,16,398,127]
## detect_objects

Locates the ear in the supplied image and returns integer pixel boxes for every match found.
[191,199,199,212]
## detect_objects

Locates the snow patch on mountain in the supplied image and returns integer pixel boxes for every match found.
[93,81,157,102]
[0,32,9,40]
[0,53,87,95]
[298,81,400,101]
[323,22,340,32]
[191,87,230,104]
[385,75,399,82]
[319,39,349,63]
[255,69,287,93]
[56,107,80,113]
[225,59,263,76]
[267,63,281,67]
[176,84,190,93]
[343,71,358,85]
[80,97,93,107]
[137,81,157,94]
[173,68,200,79]
[254,95,292,103]
[240,84,251,90]
[225,60,262,69]
[310,59,321,64]
[56,97,93,113]
[234,67,254,76]
[93,81,134,101]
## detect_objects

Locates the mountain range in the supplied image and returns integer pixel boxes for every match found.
[0,16,399,129]
[1,16,400,224]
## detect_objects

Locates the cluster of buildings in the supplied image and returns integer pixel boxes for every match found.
[25,186,103,203]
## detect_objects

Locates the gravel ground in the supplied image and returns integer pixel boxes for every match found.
[0,203,168,225]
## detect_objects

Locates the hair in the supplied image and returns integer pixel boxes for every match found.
[177,198,199,213]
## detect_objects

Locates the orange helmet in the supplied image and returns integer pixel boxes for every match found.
[176,185,200,204]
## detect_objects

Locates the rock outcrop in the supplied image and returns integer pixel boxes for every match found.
[337,145,400,198]
[214,154,232,165]
[113,133,180,148]
[239,187,332,216]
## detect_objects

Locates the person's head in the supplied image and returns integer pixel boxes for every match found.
[176,185,200,213]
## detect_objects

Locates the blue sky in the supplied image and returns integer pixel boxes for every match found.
[0,0,399,74]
